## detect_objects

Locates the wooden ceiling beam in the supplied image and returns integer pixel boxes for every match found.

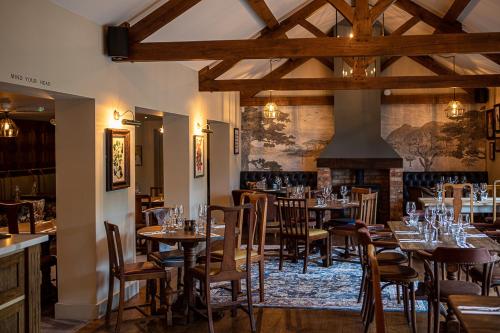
[241,58,310,97]
[241,95,334,106]
[370,0,396,23]
[239,93,474,106]
[126,33,500,61]
[394,0,462,33]
[199,0,327,81]
[199,74,500,92]
[442,0,472,24]
[245,0,279,30]
[128,0,202,44]
[326,0,354,24]
[395,0,500,67]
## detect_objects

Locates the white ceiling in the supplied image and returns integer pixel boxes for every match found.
[50,0,500,75]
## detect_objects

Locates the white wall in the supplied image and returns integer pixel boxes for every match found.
[0,0,240,319]
[135,119,162,195]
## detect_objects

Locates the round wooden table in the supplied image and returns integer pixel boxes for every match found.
[137,225,224,310]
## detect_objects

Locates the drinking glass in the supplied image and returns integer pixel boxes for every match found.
[480,183,488,202]
[406,201,416,216]
[417,220,426,238]
[424,226,432,243]
[283,176,289,187]
[424,206,436,225]
[461,176,467,184]
[340,186,348,202]
[460,213,470,228]
[473,184,480,203]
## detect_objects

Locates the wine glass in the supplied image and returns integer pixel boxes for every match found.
[480,183,488,202]
[283,176,290,188]
[424,206,436,226]
[461,175,467,184]
[406,201,416,216]
[460,213,470,228]
[340,186,348,202]
[325,185,332,201]
[472,184,480,202]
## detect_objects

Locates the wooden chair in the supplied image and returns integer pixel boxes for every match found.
[188,204,256,333]
[444,183,474,223]
[358,227,418,333]
[422,247,494,333]
[213,192,268,302]
[329,192,378,259]
[367,244,386,333]
[0,201,36,234]
[277,198,330,274]
[104,221,175,331]
[150,186,163,200]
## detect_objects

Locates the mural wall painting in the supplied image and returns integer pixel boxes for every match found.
[241,104,485,172]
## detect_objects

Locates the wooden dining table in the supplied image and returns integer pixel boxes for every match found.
[137,225,225,309]
[387,220,500,253]
[418,197,495,214]
[448,295,500,333]
[0,219,57,235]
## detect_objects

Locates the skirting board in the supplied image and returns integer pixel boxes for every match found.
[55,281,139,320]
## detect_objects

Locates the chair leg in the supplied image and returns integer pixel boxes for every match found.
[427,295,433,333]
[396,284,401,304]
[152,279,158,314]
[433,299,440,333]
[246,276,256,333]
[410,282,417,333]
[231,280,238,317]
[206,283,215,333]
[358,266,366,303]
[259,260,265,303]
[402,285,409,323]
[303,242,309,274]
[105,274,114,327]
[115,279,125,333]
[279,237,284,271]
[161,278,173,326]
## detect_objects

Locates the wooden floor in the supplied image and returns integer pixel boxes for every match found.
[77,289,428,333]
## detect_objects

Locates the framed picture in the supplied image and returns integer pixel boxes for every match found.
[234,128,240,155]
[486,108,496,140]
[496,138,500,153]
[193,135,204,178]
[135,145,142,166]
[490,141,496,161]
[495,104,500,134]
[106,129,130,191]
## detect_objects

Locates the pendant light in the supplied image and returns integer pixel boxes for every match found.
[445,56,465,119]
[263,59,279,119]
[0,113,19,137]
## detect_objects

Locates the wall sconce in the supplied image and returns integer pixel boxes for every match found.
[159,126,164,134]
[197,122,213,134]
[113,109,141,127]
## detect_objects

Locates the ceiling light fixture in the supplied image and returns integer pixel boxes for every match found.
[263,59,279,119]
[0,113,19,137]
[113,109,142,127]
[444,56,465,119]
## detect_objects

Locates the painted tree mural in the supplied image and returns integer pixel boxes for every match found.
[386,110,485,171]
[241,107,295,171]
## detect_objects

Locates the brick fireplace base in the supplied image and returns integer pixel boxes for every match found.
[317,167,403,223]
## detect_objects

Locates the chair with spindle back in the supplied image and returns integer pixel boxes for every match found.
[367,244,386,333]
[358,227,418,333]
[329,191,378,260]
[443,183,474,223]
[188,204,256,333]
[277,198,330,274]
[104,221,175,331]
[422,247,495,333]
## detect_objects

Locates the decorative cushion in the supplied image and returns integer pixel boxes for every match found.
[212,248,259,261]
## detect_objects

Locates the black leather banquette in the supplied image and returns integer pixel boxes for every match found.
[403,171,488,203]
[240,171,318,189]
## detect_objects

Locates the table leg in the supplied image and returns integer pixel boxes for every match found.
[182,241,198,315]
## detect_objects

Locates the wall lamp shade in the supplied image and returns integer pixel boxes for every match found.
[0,116,19,137]
[113,109,141,127]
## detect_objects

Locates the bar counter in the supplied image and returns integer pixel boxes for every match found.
[0,234,48,333]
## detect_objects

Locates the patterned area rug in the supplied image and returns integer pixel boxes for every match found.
[211,257,427,312]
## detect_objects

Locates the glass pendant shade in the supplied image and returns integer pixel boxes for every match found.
[444,99,465,119]
[0,116,19,137]
[263,101,279,119]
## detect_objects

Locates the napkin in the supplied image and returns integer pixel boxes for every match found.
[142,231,165,235]
[394,231,419,235]
[458,305,500,315]
[398,239,426,243]
[466,234,489,238]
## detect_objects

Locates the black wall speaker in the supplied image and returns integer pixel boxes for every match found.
[474,88,489,103]
[107,26,129,59]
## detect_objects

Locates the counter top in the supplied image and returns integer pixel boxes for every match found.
[0,234,49,257]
